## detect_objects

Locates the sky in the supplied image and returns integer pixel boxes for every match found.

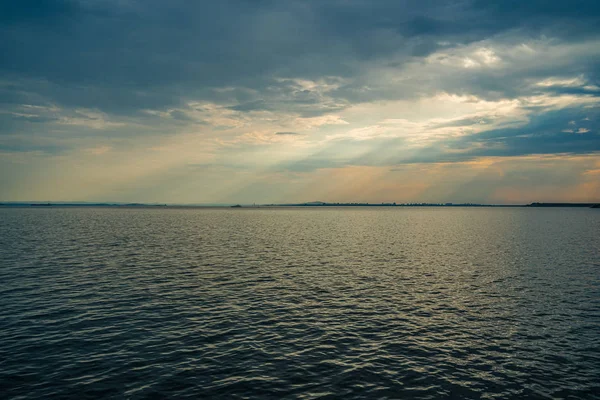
[1,0,600,204]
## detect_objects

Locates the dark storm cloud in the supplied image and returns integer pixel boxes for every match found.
[470,0,600,33]
[2,0,600,117]
[0,0,79,25]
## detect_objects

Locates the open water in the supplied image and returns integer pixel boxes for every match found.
[0,207,599,399]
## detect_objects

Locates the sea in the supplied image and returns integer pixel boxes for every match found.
[1,207,599,399]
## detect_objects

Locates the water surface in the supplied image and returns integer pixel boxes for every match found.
[1,207,599,399]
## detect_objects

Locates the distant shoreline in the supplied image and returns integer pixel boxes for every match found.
[1,202,598,208]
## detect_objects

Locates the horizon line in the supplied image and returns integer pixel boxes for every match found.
[2,201,599,208]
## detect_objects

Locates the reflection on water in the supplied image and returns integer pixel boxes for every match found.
[1,207,599,399]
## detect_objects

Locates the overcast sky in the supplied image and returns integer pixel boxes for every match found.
[1,0,599,204]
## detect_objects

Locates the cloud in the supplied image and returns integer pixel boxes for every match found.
[400,107,600,164]
[0,0,79,25]
[227,100,271,112]
[1,0,600,202]
[85,145,111,155]
[2,1,598,115]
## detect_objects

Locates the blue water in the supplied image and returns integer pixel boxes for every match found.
[1,207,599,399]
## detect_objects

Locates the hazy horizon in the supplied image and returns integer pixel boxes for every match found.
[1,1,600,203]
[1,199,598,207]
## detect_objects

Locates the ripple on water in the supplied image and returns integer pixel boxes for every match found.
[0,207,599,399]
